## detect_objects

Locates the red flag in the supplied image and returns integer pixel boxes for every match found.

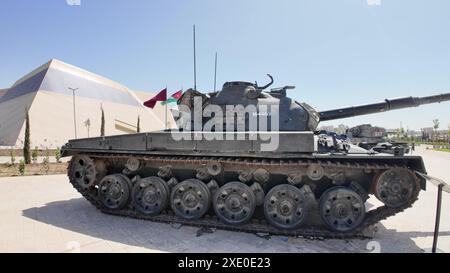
[171,90,183,100]
[143,88,167,109]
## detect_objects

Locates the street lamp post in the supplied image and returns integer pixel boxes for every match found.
[68,87,79,139]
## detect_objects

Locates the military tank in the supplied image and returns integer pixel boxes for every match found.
[61,75,450,237]
[346,124,411,155]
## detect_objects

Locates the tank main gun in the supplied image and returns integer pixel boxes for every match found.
[318,93,450,121]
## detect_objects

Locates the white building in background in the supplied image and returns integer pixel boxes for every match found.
[0,59,175,149]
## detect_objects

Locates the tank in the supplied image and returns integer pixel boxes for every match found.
[346,124,410,155]
[61,75,450,237]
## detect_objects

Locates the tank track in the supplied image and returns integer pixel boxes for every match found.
[67,153,420,239]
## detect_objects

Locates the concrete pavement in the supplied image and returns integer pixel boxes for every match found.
[0,145,449,253]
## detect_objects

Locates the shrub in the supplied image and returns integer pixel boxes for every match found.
[9,149,16,165]
[31,147,39,164]
[18,160,26,176]
[42,158,50,175]
[55,147,61,163]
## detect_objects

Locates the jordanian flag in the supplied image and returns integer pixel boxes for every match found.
[161,90,183,106]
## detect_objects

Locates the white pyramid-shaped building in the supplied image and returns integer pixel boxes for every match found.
[0,59,174,148]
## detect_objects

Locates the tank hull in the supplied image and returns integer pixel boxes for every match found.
[62,131,316,157]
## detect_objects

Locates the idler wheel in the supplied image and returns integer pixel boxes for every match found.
[132,177,169,215]
[319,187,366,232]
[213,182,256,225]
[373,168,418,208]
[264,184,309,230]
[98,174,131,210]
[170,179,211,220]
[71,155,97,189]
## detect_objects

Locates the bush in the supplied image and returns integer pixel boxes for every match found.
[18,160,26,176]
[55,147,61,163]
[31,147,38,164]
[42,157,50,175]
[9,149,16,165]
[41,148,50,175]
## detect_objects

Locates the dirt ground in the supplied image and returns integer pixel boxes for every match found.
[0,163,68,177]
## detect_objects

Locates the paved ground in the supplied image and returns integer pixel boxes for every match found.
[0,145,449,253]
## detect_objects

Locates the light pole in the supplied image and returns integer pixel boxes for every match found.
[68,87,79,139]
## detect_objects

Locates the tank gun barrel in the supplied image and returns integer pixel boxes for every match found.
[318,93,450,121]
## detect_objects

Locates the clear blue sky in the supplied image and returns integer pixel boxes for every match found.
[1,0,450,130]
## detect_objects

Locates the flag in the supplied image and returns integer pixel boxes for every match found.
[171,90,183,100]
[143,88,167,109]
[161,90,183,106]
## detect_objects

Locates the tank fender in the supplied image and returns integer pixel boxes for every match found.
[406,157,427,190]
[415,171,450,193]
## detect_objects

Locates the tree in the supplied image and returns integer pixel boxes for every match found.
[447,124,450,143]
[433,119,440,131]
[84,118,91,137]
[396,127,405,140]
[23,108,31,164]
[137,116,141,133]
[100,105,105,137]
[432,119,440,142]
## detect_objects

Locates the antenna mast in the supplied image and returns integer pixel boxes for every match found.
[193,25,197,90]
[214,52,218,92]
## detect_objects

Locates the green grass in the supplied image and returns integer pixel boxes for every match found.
[414,140,450,146]
[433,148,450,153]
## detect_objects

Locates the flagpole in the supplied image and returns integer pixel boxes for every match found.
[165,103,168,130]
[165,86,168,130]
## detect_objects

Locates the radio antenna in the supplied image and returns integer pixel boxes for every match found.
[214,52,218,92]
[193,25,197,90]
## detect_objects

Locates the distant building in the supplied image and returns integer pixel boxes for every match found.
[406,130,422,139]
[318,125,335,132]
[420,127,450,142]
[421,127,434,141]
[385,129,399,139]
[0,59,175,148]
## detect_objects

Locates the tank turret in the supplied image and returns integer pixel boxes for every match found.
[178,75,320,131]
